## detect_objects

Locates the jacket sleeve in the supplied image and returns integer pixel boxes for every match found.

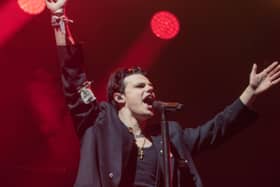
[183,99,258,155]
[57,45,100,137]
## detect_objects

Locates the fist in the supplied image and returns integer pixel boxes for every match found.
[45,0,68,13]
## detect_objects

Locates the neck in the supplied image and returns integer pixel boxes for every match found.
[118,108,147,136]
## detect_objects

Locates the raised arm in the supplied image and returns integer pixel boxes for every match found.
[46,0,100,137]
[184,62,280,155]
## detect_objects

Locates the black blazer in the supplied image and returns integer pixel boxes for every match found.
[57,45,258,187]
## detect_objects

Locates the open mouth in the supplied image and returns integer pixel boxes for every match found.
[143,95,155,106]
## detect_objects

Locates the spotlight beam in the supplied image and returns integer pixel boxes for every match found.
[0,1,32,47]
[94,29,168,101]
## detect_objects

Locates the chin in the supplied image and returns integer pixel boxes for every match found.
[144,112,155,120]
[137,112,154,122]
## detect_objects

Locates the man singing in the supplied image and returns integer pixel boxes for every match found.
[45,0,280,186]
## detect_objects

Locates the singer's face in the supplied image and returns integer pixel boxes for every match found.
[121,74,156,121]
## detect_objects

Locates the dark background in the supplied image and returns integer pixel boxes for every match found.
[0,0,280,186]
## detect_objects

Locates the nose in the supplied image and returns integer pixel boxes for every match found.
[146,85,155,95]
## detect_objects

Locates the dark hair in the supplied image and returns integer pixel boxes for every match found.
[107,66,147,109]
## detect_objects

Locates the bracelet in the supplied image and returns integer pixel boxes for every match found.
[51,14,74,34]
[53,8,64,14]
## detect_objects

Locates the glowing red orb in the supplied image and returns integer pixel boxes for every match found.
[150,11,180,40]
[17,0,46,15]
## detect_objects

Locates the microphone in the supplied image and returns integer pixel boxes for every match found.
[152,100,183,112]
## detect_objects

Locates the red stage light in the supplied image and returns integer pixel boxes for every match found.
[17,0,46,15]
[150,11,180,40]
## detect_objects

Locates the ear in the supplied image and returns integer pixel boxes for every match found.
[113,92,125,104]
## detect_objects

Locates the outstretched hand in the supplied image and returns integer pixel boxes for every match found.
[45,0,68,13]
[249,61,280,95]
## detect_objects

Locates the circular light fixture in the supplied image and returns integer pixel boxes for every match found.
[18,0,46,15]
[150,11,180,40]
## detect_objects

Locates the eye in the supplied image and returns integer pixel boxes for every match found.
[135,83,146,88]
[148,83,154,89]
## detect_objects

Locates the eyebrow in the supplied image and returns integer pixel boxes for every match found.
[134,82,153,87]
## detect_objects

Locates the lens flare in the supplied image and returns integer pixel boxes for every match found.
[17,0,46,15]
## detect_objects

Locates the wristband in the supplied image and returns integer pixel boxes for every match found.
[51,14,73,34]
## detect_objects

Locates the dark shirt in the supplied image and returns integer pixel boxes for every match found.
[134,144,158,187]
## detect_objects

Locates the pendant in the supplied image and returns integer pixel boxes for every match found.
[138,148,144,160]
